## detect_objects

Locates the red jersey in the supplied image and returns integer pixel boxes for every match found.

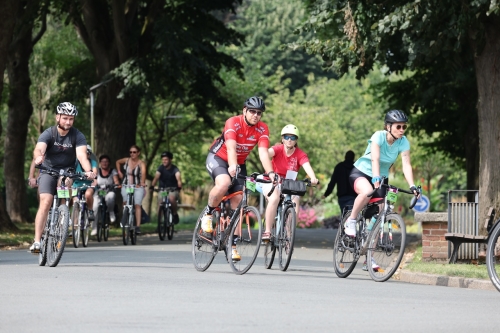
[271,144,309,179]
[210,115,270,165]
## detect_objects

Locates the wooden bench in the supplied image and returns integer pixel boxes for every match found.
[445,207,495,264]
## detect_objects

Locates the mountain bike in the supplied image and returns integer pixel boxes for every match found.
[334,178,419,282]
[263,178,318,271]
[95,184,117,242]
[192,171,271,275]
[35,165,88,267]
[121,184,144,245]
[71,186,91,248]
[153,187,178,241]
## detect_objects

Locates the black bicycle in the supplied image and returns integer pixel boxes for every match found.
[153,187,178,241]
[95,184,117,242]
[121,184,145,245]
[334,179,419,282]
[71,186,91,248]
[35,165,88,267]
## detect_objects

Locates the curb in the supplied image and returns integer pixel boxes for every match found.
[399,270,496,291]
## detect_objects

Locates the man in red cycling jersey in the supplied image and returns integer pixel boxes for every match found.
[204,96,277,260]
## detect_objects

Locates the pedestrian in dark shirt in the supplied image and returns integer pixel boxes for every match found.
[323,150,357,216]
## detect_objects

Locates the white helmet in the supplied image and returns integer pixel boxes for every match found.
[56,102,78,116]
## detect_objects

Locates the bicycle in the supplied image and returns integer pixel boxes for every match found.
[35,165,88,267]
[263,178,318,271]
[485,217,500,292]
[121,184,145,246]
[192,171,271,275]
[71,186,92,248]
[95,184,117,242]
[152,187,178,241]
[334,178,419,282]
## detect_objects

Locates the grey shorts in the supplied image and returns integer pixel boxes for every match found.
[205,152,246,194]
[121,187,145,206]
[38,173,73,195]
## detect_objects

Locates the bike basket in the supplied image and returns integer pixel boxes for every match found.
[126,187,135,194]
[386,189,398,203]
[160,190,168,197]
[98,189,107,196]
[57,187,70,199]
[281,179,306,196]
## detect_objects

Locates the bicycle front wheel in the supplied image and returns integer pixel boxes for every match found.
[333,211,358,278]
[166,209,174,240]
[39,216,50,266]
[278,206,296,271]
[130,213,137,245]
[367,213,406,282]
[122,209,130,245]
[192,210,217,272]
[263,217,276,269]
[71,203,81,248]
[158,207,166,241]
[228,206,262,275]
[487,222,500,292]
[96,206,103,242]
[47,205,70,267]
[82,210,90,247]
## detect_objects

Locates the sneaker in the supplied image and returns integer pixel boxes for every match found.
[344,218,357,237]
[109,211,116,223]
[135,227,141,235]
[88,210,95,221]
[201,214,213,233]
[29,241,41,254]
[363,258,379,271]
[91,229,97,236]
[173,214,179,225]
[231,248,241,261]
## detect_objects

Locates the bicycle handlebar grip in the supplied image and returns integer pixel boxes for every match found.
[409,196,418,209]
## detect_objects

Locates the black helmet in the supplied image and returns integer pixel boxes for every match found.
[244,96,266,111]
[385,110,408,123]
[161,151,173,159]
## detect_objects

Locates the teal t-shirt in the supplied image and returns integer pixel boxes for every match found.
[72,157,98,188]
[354,130,410,177]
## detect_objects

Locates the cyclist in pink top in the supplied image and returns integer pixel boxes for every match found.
[261,124,318,240]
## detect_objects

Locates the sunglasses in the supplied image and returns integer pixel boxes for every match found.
[247,109,263,116]
[283,135,298,141]
[395,124,408,130]
[130,151,138,154]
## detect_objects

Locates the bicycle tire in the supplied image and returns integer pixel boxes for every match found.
[82,210,90,247]
[130,212,137,245]
[333,211,358,278]
[191,210,217,272]
[487,222,500,292]
[166,209,174,240]
[71,202,81,248]
[103,213,109,241]
[263,217,276,269]
[158,206,166,241]
[47,205,70,267]
[228,206,262,275]
[122,209,130,245]
[367,213,406,282]
[278,206,296,271]
[39,216,50,266]
[96,206,103,242]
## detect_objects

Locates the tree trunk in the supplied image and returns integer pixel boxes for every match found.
[473,14,500,235]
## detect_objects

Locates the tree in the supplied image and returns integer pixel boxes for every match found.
[297,0,500,234]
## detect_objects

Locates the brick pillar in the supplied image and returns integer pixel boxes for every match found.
[415,213,448,261]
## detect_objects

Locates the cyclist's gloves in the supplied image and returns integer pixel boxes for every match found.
[371,176,381,184]
[409,185,420,194]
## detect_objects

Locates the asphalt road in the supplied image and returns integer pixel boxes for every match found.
[0,229,499,332]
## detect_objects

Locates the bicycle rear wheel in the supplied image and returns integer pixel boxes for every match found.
[367,213,406,282]
[166,209,174,240]
[487,222,500,292]
[96,206,103,242]
[47,205,70,267]
[333,212,358,278]
[263,218,276,269]
[278,206,296,271]
[158,206,166,240]
[71,203,81,248]
[82,210,90,247]
[122,209,130,245]
[191,210,217,272]
[228,206,262,275]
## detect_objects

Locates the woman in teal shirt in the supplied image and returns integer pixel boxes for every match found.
[72,145,98,232]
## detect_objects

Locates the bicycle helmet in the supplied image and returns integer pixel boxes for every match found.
[244,96,266,111]
[385,110,408,123]
[56,102,78,116]
[281,124,300,138]
[161,151,173,159]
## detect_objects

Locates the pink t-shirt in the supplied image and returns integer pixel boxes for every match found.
[271,144,309,179]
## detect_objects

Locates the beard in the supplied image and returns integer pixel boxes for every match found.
[57,120,72,131]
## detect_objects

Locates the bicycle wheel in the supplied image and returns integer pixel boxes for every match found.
[228,206,262,275]
[487,222,500,292]
[263,217,276,269]
[191,210,217,272]
[166,209,174,240]
[96,206,103,242]
[82,210,90,247]
[158,206,166,241]
[333,212,358,278]
[103,212,109,241]
[278,206,296,271]
[71,202,81,248]
[367,213,406,282]
[122,209,130,245]
[39,216,50,266]
[47,205,70,267]
[130,213,137,245]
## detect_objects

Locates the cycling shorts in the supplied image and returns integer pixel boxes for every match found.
[349,167,387,199]
[205,152,247,194]
[38,173,73,195]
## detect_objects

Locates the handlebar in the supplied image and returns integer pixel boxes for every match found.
[367,176,421,209]
[266,177,319,198]
[151,187,180,192]
[35,164,88,181]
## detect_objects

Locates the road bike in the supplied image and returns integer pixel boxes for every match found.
[121,184,145,246]
[71,186,91,248]
[192,171,271,275]
[152,187,178,241]
[263,178,317,271]
[95,184,117,242]
[35,165,88,267]
[334,179,419,282]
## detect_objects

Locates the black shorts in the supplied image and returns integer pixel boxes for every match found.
[37,172,73,195]
[205,153,247,194]
[349,167,387,199]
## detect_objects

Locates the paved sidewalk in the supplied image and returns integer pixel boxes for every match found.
[399,270,496,291]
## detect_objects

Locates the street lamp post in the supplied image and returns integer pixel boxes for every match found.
[89,78,113,151]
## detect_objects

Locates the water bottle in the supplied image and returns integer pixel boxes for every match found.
[367,214,378,231]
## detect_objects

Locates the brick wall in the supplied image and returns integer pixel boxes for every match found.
[414,212,448,261]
